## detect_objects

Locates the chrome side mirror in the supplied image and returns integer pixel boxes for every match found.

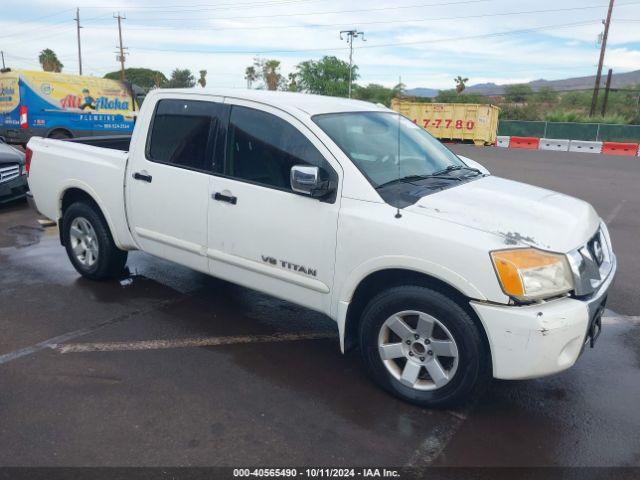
[290,165,337,200]
[291,165,320,195]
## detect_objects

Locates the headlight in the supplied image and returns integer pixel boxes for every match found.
[491,248,573,301]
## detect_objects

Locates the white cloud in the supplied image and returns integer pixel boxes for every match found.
[1,0,638,90]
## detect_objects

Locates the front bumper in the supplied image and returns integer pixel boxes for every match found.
[471,253,616,380]
[0,173,28,203]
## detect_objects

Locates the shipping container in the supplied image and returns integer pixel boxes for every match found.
[390,100,500,146]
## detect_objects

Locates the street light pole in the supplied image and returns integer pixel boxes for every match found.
[340,29,365,98]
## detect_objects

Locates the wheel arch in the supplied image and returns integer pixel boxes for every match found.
[46,127,74,139]
[340,267,492,371]
[58,185,117,247]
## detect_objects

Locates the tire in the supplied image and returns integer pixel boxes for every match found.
[48,129,72,140]
[359,285,490,408]
[62,202,128,280]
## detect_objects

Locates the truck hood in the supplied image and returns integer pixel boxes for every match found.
[406,176,600,252]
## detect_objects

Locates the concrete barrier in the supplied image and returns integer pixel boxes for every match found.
[539,138,570,152]
[602,141,639,156]
[569,140,603,154]
[497,136,510,148]
[509,136,540,149]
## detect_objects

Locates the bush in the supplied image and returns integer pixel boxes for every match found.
[544,110,629,124]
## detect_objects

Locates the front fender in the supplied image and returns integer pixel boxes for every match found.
[334,255,488,351]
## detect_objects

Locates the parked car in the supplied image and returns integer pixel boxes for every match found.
[0,69,137,145]
[25,89,616,407]
[0,136,27,203]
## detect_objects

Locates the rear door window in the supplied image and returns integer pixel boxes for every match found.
[146,99,222,172]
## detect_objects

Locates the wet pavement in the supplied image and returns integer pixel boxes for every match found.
[1,147,639,467]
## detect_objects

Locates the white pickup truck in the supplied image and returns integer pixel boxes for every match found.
[26,88,616,407]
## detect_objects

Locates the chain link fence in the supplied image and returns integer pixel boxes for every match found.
[498,120,640,143]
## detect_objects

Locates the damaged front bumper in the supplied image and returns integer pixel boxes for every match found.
[470,253,616,380]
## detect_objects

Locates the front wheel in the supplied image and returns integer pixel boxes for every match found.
[62,202,128,280]
[359,285,490,408]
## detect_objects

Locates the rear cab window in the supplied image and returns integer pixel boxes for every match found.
[145,99,223,173]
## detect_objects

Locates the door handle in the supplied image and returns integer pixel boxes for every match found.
[133,171,152,183]
[213,192,237,205]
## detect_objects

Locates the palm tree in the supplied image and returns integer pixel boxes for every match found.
[197,70,207,88]
[38,49,63,72]
[244,66,257,89]
[454,75,469,94]
[262,60,282,91]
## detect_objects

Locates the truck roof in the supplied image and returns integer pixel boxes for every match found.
[153,88,390,116]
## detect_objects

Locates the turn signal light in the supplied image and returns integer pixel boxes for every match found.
[491,248,573,301]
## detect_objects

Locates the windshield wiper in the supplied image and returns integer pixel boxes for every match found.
[376,174,458,189]
[432,165,483,176]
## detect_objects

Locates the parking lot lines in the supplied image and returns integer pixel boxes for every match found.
[0,297,186,366]
[52,331,336,354]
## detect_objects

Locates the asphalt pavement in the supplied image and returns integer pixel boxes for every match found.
[0,146,638,467]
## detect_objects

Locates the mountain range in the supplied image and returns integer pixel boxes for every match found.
[405,69,640,98]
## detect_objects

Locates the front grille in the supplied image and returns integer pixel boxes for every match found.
[567,226,614,297]
[0,163,20,184]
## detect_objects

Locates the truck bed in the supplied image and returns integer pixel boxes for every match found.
[27,137,136,250]
[67,135,132,152]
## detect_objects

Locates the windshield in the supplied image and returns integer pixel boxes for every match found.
[313,111,466,188]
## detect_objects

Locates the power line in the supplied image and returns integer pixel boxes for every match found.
[71,0,322,11]
[116,1,640,33]
[128,19,601,56]
[120,0,491,22]
[0,12,112,41]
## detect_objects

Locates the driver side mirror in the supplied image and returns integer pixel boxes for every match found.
[290,165,335,198]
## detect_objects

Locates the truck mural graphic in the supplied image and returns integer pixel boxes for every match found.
[0,70,136,143]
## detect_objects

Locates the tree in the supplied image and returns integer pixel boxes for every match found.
[294,56,356,97]
[393,82,406,99]
[435,89,486,104]
[38,49,63,72]
[533,86,558,104]
[353,83,401,106]
[245,58,284,90]
[198,70,207,88]
[166,69,196,88]
[244,66,257,89]
[454,76,469,94]
[255,58,283,90]
[104,68,167,89]
[287,72,298,92]
[505,84,533,103]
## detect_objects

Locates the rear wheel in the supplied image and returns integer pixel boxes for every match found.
[359,285,490,408]
[62,202,127,280]
[48,129,72,140]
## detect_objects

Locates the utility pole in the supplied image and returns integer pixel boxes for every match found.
[601,68,613,117]
[1,51,5,70]
[339,29,365,98]
[589,0,615,117]
[74,8,83,75]
[114,12,127,81]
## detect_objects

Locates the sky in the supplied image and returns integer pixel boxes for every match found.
[1,0,639,90]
